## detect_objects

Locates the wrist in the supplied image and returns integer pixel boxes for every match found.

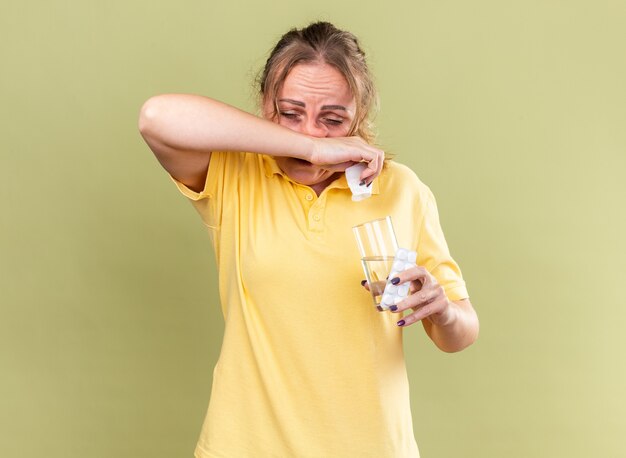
[272,127,314,161]
[296,135,315,162]
[428,299,458,327]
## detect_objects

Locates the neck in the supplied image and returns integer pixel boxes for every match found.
[310,173,339,196]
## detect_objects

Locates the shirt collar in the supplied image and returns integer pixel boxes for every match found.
[262,154,285,177]
[262,154,380,195]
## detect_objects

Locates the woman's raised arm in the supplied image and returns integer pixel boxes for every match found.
[138,94,384,191]
[138,94,314,191]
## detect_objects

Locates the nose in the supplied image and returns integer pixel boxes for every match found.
[301,118,328,137]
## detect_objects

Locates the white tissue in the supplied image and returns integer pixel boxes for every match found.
[345,163,372,201]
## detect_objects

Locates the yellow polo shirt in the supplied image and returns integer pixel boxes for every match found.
[171,151,468,458]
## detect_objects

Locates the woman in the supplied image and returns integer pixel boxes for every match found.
[139,21,478,458]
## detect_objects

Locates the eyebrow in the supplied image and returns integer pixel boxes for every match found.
[278,98,348,112]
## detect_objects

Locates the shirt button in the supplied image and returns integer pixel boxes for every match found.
[313,214,321,222]
[305,194,313,201]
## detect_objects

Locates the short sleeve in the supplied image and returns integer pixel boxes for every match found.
[416,190,469,301]
[169,151,244,230]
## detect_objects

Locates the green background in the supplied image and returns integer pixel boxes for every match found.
[2,0,625,457]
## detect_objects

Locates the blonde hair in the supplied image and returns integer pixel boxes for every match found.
[258,22,379,144]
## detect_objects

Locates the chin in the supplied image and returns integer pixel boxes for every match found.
[289,170,325,185]
[279,158,328,184]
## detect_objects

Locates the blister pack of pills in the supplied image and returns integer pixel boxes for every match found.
[379,248,418,311]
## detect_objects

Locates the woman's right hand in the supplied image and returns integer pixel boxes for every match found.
[308,136,385,184]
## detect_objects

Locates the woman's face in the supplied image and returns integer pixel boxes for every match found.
[269,62,356,190]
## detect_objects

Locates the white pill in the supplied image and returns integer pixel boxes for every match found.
[379,248,421,313]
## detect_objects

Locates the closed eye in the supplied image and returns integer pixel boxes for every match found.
[323,117,344,125]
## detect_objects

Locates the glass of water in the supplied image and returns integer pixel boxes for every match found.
[353,216,399,311]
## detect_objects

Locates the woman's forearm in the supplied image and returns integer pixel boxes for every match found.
[138,94,314,159]
[423,299,479,353]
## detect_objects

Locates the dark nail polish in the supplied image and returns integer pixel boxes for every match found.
[367,181,372,187]
[391,277,400,285]
[390,305,398,312]
[397,320,406,326]
[376,305,384,312]
[359,180,366,186]
[361,279,367,286]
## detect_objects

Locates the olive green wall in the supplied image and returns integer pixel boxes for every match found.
[1,1,624,457]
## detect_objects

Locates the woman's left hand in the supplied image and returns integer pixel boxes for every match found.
[361,269,478,350]
[385,266,455,327]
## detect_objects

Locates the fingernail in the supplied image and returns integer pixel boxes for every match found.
[360,279,367,286]
[367,181,372,187]
[397,320,406,326]
[359,180,366,186]
[391,277,400,285]
[390,305,398,311]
